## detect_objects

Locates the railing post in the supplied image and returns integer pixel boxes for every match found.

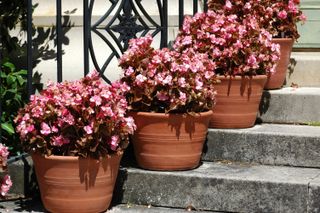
[161,0,168,48]
[204,0,208,12]
[27,0,33,98]
[0,34,2,143]
[83,0,89,76]
[179,0,184,28]
[193,0,198,14]
[56,0,63,82]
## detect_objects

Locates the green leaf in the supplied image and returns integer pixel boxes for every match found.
[13,69,27,76]
[0,71,7,78]
[6,75,16,85]
[3,62,15,72]
[1,123,15,135]
[16,75,26,85]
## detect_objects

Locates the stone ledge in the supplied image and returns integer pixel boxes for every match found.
[205,124,320,168]
[285,52,320,87]
[109,204,215,213]
[114,162,320,213]
[7,155,37,199]
[259,87,320,124]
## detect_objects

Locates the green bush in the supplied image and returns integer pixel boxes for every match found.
[1,60,28,155]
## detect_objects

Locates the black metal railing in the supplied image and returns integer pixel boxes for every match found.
[26,0,208,96]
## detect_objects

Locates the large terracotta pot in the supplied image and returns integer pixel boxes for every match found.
[130,111,213,171]
[209,75,267,129]
[265,38,294,89]
[32,153,122,213]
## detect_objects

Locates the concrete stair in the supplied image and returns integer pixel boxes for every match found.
[259,87,320,124]
[205,124,320,168]
[114,162,320,213]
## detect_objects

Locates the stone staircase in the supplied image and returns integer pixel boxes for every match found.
[110,52,320,213]
[2,53,320,212]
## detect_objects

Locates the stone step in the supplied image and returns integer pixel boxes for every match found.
[204,124,320,168]
[109,204,217,213]
[114,162,320,213]
[284,52,320,87]
[258,87,320,124]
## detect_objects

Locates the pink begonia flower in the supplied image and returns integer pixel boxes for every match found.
[244,2,251,10]
[1,175,12,196]
[178,77,186,87]
[125,66,134,75]
[247,55,259,68]
[163,75,173,85]
[101,90,112,99]
[181,36,192,45]
[26,125,35,133]
[205,71,214,79]
[195,77,203,90]
[135,74,147,86]
[224,0,232,10]
[52,136,70,146]
[156,91,169,101]
[179,92,187,103]
[300,14,307,22]
[110,135,119,151]
[40,122,51,135]
[65,114,75,125]
[51,126,59,133]
[288,0,298,14]
[90,95,102,106]
[278,10,288,20]
[84,125,93,134]
[0,143,9,159]
[101,106,114,117]
[124,117,136,134]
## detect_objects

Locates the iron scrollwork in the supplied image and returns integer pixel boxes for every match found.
[86,0,168,83]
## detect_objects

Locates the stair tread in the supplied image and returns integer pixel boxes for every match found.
[122,162,320,185]
[210,123,320,137]
[259,87,320,123]
[205,124,320,168]
[266,87,320,95]
[109,204,216,213]
[117,162,320,212]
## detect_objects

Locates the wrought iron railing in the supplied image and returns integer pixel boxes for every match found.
[26,0,208,96]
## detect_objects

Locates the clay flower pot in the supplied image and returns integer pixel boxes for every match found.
[130,111,213,171]
[265,38,294,89]
[32,153,122,213]
[210,75,267,129]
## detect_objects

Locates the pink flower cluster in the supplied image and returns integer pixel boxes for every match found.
[119,35,217,113]
[0,143,12,197]
[208,0,306,39]
[14,71,136,158]
[0,175,12,197]
[174,11,280,76]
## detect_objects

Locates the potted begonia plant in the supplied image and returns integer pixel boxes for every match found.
[119,35,217,171]
[174,11,280,128]
[208,0,306,89]
[14,71,136,213]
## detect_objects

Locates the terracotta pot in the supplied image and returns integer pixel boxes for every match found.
[209,75,267,129]
[265,38,294,89]
[130,111,213,171]
[32,153,122,213]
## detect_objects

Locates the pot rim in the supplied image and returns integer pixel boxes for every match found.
[216,75,267,80]
[128,110,213,118]
[271,37,294,42]
[31,151,123,161]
